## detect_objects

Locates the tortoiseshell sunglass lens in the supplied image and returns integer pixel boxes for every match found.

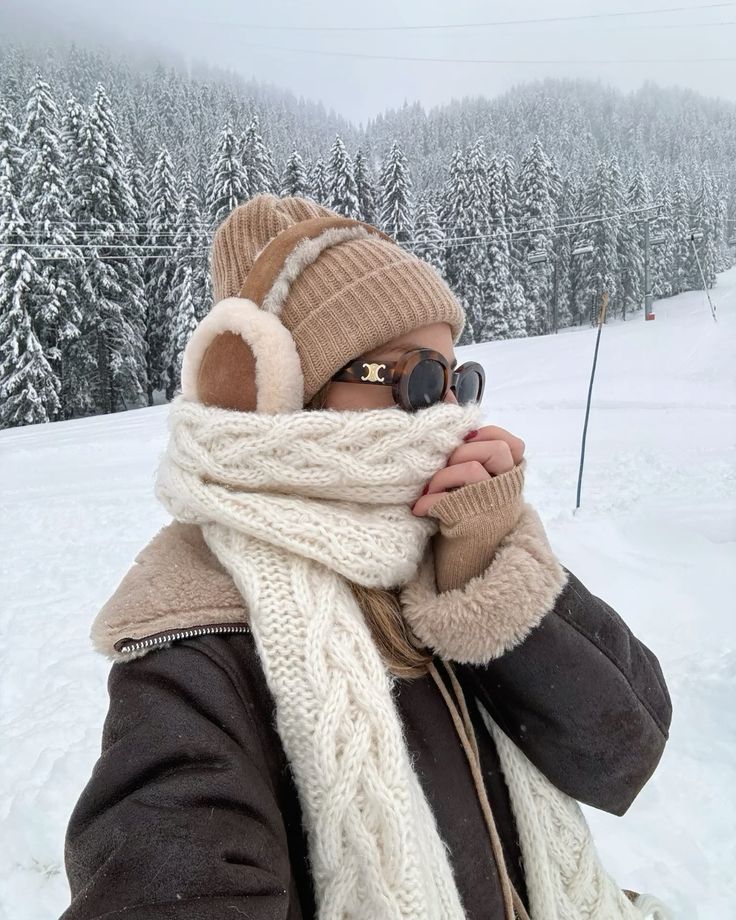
[407,359,447,408]
[454,367,484,404]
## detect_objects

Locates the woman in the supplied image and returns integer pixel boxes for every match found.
[61,194,672,920]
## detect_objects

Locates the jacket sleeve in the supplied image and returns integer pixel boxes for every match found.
[459,567,672,816]
[402,475,672,818]
[61,634,307,920]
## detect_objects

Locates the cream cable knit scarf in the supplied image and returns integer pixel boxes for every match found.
[156,395,482,920]
[155,395,670,920]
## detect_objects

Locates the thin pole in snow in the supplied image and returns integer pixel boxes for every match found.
[690,232,718,323]
[576,291,609,511]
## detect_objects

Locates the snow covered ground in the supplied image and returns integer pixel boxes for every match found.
[1,274,734,919]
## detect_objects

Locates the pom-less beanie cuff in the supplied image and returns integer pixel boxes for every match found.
[289,245,467,401]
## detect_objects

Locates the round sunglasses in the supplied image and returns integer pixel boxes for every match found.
[331,348,485,412]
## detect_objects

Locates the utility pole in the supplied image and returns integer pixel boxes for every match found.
[643,220,655,321]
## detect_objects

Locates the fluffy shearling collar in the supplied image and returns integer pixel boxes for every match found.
[91,522,249,662]
[91,498,566,668]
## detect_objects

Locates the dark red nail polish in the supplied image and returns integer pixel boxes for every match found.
[463,430,478,442]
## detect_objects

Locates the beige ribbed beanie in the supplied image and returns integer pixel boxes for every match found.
[209,194,466,403]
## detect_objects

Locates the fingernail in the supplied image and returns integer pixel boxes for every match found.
[421,484,429,495]
[463,430,478,442]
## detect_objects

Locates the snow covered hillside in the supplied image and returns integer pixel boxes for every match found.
[1,274,734,919]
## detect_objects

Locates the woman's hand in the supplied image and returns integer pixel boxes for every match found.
[411,425,525,516]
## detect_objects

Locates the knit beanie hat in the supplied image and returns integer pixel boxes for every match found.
[181,194,466,412]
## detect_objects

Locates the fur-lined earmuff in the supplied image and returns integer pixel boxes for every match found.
[180,298,304,413]
[180,214,392,413]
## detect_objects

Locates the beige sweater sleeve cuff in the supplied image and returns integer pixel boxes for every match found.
[401,501,568,664]
[428,458,527,593]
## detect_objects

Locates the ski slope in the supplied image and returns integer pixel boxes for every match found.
[1,275,734,919]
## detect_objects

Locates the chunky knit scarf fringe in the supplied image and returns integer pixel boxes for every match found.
[155,395,670,920]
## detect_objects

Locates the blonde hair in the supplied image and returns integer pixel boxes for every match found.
[307,382,432,679]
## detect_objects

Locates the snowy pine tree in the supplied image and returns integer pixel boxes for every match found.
[59,95,98,416]
[517,138,557,335]
[354,148,377,224]
[550,177,578,329]
[20,74,84,407]
[582,158,622,320]
[507,281,530,339]
[455,139,493,343]
[280,150,308,197]
[618,170,650,318]
[650,179,675,299]
[169,263,198,383]
[327,135,360,219]
[412,195,445,274]
[566,177,592,325]
[476,224,515,342]
[378,140,413,243]
[126,152,150,250]
[70,85,147,415]
[172,168,210,329]
[307,157,328,205]
[0,105,21,191]
[208,123,247,227]
[489,153,533,336]
[241,114,278,197]
[60,96,86,204]
[689,170,718,289]
[120,149,149,405]
[713,174,730,270]
[498,154,521,263]
[145,146,180,402]
[438,144,467,290]
[0,259,62,426]
[670,172,692,295]
[0,158,61,427]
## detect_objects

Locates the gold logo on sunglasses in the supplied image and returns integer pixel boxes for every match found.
[361,363,387,383]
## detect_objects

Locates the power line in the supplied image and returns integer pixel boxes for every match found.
[610,18,736,29]
[0,243,190,252]
[406,204,663,247]
[1,204,664,257]
[25,204,652,237]
[184,2,734,32]
[16,254,207,262]
[22,204,664,236]
[235,41,736,65]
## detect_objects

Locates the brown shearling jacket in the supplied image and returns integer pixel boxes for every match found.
[60,468,672,920]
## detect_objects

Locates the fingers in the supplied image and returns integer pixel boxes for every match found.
[411,461,490,516]
[447,439,516,476]
[463,425,525,465]
[411,426,526,517]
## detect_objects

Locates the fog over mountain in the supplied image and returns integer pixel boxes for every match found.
[2,0,734,124]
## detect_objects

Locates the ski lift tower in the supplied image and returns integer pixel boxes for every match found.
[643,221,666,321]
[571,244,594,325]
[527,243,594,333]
[527,250,553,331]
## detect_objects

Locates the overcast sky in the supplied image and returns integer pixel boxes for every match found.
[4,0,734,124]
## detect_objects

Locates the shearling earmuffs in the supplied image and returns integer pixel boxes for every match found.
[180,216,395,413]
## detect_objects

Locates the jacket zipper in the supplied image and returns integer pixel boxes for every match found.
[114,622,250,655]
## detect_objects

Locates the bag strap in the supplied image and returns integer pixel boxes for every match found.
[428,660,528,920]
